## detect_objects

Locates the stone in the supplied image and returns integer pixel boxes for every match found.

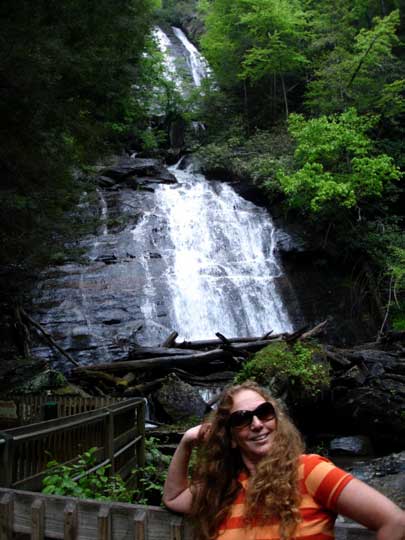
[153,373,208,423]
[329,435,374,456]
[100,157,176,186]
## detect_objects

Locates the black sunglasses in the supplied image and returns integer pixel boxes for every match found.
[228,402,276,429]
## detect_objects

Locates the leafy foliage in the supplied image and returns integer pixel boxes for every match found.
[277,108,401,216]
[132,436,171,505]
[306,10,402,115]
[42,448,134,502]
[42,438,171,505]
[199,0,309,123]
[0,0,156,269]
[234,341,330,398]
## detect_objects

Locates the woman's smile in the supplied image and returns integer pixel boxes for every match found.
[230,389,277,472]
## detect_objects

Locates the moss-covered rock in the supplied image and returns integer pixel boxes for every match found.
[234,340,330,406]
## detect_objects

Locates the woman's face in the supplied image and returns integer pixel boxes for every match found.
[229,389,277,471]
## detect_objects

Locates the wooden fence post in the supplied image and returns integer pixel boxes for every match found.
[97,506,111,540]
[105,411,114,475]
[64,501,78,540]
[170,516,183,540]
[31,498,45,540]
[136,401,145,468]
[0,493,14,540]
[133,509,147,540]
[0,434,13,487]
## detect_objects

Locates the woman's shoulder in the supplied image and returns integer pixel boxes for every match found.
[299,453,333,465]
[299,453,339,480]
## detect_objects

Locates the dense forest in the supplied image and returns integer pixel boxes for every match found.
[1,0,404,334]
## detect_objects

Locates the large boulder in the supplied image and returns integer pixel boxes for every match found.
[328,346,405,451]
[99,157,176,187]
[329,435,374,456]
[153,373,208,423]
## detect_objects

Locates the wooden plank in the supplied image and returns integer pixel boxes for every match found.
[133,509,147,540]
[113,427,137,452]
[6,407,110,437]
[0,493,14,540]
[17,412,108,443]
[97,506,111,540]
[31,498,45,540]
[64,502,77,540]
[0,490,376,540]
[170,516,183,540]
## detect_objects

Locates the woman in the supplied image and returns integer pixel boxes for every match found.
[163,380,405,540]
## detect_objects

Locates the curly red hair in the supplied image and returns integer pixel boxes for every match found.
[190,380,304,540]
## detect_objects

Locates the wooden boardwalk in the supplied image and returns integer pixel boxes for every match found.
[0,398,145,491]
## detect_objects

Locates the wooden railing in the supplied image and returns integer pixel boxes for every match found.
[11,395,125,425]
[0,488,374,540]
[0,398,145,491]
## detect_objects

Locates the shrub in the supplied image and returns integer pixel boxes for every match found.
[234,341,330,400]
[132,436,172,505]
[42,447,134,502]
[42,437,171,505]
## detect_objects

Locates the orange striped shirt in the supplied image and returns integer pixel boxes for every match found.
[217,454,353,540]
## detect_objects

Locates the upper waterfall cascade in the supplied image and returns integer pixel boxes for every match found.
[30,26,297,367]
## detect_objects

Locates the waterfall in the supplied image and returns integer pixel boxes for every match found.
[155,162,293,339]
[171,27,210,87]
[29,26,298,367]
[150,29,294,339]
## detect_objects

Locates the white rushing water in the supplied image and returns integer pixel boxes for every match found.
[155,161,293,339]
[152,27,179,84]
[30,27,296,367]
[145,28,295,340]
[171,27,210,86]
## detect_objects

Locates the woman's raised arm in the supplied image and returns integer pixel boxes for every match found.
[336,478,405,540]
[162,424,207,514]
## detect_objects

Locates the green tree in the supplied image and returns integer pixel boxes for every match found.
[0,0,156,269]
[199,0,309,124]
[277,108,401,216]
[305,10,402,115]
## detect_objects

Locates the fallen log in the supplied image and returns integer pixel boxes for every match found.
[75,369,121,386]
[176,334,284,349]
[161,331,178,348]
[123,378,166,396]
[73,348,232,375]
[216,332,251,358]
[14,306,32,357]
[127,346,197,360]
[171,369,235,384]
[284,325,310,343]
[229,339,283,352]
[300,320,328,340]
[20,308,80,367]
[261,330,274,339]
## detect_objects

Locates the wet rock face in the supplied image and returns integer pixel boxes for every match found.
[275,221,380,346]
[98,157,177,189]
[329,347,405,451]
[28,184,178,369]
